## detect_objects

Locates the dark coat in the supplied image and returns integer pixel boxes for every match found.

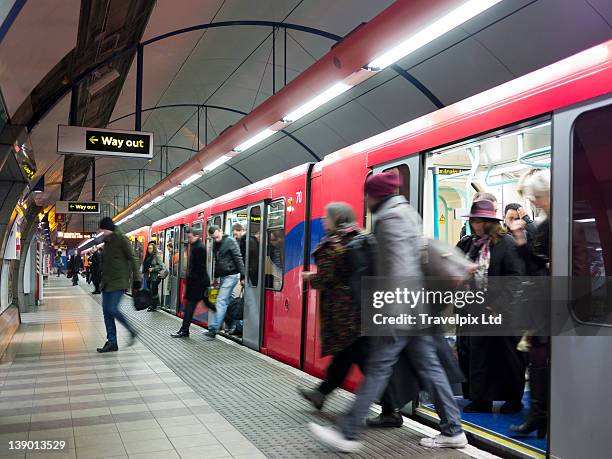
[213,235,245,278]
[310,225,362,356]
[90,252,101,282]
[143,253,164,283]
[458,233,527,402]
[238,235,260,284]
[100,230,142,292]
[517,217,549,276]
[185,238,210,302]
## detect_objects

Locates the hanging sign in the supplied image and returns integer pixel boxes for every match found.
[57,125,153,158]
[438,167,469,176]
[56,201,100,214]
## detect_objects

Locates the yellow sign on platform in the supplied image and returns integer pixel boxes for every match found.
[439,214,446,225]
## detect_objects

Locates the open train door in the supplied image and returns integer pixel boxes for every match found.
[243,202,266,350]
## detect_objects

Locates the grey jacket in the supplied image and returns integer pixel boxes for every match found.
[372,195,424,329]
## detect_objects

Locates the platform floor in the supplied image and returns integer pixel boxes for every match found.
[0,276,497,459]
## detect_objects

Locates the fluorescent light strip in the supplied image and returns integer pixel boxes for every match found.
[152,195,165,204]
[181,172,203,186]
[141,202,153,210]
[367,0,502,70]
[203,155,231,172]
[164,185,181,196]
[233,129,276,153]
[283,82,352,123]
[575,218,596,223]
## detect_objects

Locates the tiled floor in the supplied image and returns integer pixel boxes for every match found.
[0,277,264,459]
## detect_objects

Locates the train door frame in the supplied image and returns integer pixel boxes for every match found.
[206,213,224,282]
[243,201,266,350]
[372,155,423,212]
[549,94,612,459]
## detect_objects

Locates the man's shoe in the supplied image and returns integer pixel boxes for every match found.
[420,433,468,449]
[96,342,118,353]
[230,329,242,337]
[298,387,325,410]
[147,307,157,312]
[204,331,216,340]
[92,290,101,295]
[366,410,403,428]
[308,423,361,453]
[127,332,137,347]
[171,332,189,338]
[500,401,523,414]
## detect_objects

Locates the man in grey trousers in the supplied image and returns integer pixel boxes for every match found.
[309,169,467,452]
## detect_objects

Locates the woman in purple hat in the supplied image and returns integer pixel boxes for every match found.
[457,199,527,414]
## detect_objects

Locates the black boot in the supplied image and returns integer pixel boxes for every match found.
[510,366,547,438]
[297,387,325,410]
[366,408,403,428]
[97,342,118,353]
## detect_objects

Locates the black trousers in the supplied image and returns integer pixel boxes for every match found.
[318,337,367,395]
[179,300,197,334]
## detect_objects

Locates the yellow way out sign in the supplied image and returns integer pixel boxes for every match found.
[57,125,153,159]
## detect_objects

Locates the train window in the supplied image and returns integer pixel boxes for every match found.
[383,164,410,202]
[571,104,612,325]
[226,208,248,237]
[213,215,222,230]
[265,199,285,290]
[248,207,261,287]
[423,121,551,244]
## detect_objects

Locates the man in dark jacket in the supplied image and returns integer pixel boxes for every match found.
[172,227,212,338]
[309,170,467,452]
[90,248,102,294]
[205,225,244,339]
[69,251,82,286]
[96,218,142,353]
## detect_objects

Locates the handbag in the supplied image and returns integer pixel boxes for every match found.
[133,289,153,311]
[421,237,474,290]
[207,286,219,304]
[157,267,169,280]
[227,288,245,321]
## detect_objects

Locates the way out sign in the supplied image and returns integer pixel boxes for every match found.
[57,125,153,159]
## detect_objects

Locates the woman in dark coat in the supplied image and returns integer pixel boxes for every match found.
[458,199,527,414]
[142,242,165,311]
[298,202,368,410]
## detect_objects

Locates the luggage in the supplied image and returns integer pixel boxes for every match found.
[226,288,244,321]
[421,237,474,290]
[133,289,153,311]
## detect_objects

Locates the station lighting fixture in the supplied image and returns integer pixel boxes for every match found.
[233,129,276,153]
[141,202,153,210]
[181,172,204,186]
[132,208,143,216]
[151,195,165,204]
[202,154,232,172]
[164,185,181,196]
[366,0,502,71]
[282,82,352,123]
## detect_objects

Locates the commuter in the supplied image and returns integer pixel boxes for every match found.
[230,223,247,335]
[90,247,102,294]
[171,227,212,338]
[142,241,164,312]
[68,251,82,286]
[84,254,91,284]
[503,203,537,243]
[509,169,551,437]
[298,203,369,410]
[96,217,141,353]
[457,199,527,413]
[54,253,63,277]
[459,191,498,240]
[204,225,244,339]
[309,170,467,452]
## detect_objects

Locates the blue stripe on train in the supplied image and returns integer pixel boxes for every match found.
[283,218,325,273]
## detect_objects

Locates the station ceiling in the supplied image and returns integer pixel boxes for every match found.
[0,0,610,233]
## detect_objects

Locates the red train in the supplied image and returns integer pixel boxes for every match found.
[126,40,612,458]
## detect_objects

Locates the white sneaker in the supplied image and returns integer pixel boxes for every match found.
[308,422,362,453]
[420,432,468,448]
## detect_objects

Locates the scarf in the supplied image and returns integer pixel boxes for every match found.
[469,236,491,291]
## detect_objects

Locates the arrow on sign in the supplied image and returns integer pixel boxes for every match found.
[89,136,98,144]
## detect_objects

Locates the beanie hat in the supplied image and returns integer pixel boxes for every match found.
[99,217,115,231]
[364,169,401,199]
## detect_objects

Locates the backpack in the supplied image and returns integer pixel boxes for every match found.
[345,232,377,305]
[420,237,474,290]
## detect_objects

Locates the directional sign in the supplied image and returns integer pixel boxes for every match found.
[57,125,153,159]
[438,167,469,176]
[56,201,100,214]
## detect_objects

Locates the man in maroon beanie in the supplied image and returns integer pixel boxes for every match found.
[309,169,467,452]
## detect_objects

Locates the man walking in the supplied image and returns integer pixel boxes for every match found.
[90,247,102,294]
[96,217,141,353]
[309,170,467,452]
[171,227,212,337]
[205,225,244,339]
[54,253,63,277]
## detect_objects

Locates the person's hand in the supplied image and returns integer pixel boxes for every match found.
[213,278,220,287]
[517,206,527,219]
[240,279,245,286]
[466,263,479,274]
[148,267,153,272]
[509,220,527,245]
[301,271,315,282]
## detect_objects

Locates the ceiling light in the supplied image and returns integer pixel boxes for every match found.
[202,155,231,172]
[233,129,276,153]
[87,68,120,96]
[282,82,352,123]
[181,172,203,186]
[132,208,143,215]
[141,202,153,210]
[575,218,595,223]
[152,195,165,204]
[164,186,181,196]
[367,0,502,71]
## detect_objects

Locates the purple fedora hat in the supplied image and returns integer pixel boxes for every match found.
[463,199,501,220]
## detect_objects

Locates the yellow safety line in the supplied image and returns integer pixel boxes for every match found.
[416,407,546,459]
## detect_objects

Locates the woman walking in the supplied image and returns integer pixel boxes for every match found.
[142,242,165,312]
[298,202,372,410]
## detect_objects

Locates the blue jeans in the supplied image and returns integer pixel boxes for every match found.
[337,335,463,440]
[102,290,136,345]
[208,274,240,333]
